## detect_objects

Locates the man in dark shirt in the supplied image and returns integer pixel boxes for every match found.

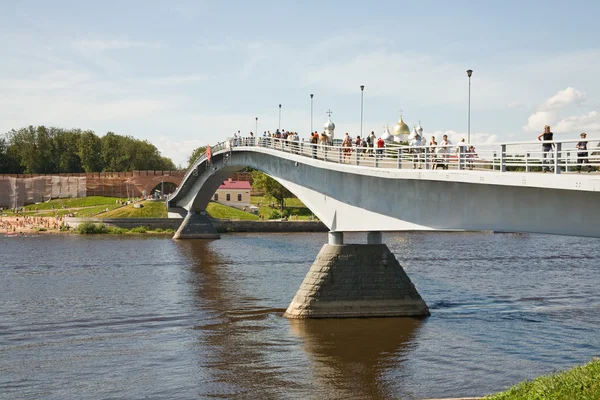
[576,132,590,173]
[537,125,554,172]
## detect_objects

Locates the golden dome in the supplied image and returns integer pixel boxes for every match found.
[393,115,410,137]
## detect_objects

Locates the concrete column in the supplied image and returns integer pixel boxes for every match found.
[366,231,382,244]
[284,242,429,318]
[173,210,220,240]
[328,231,343,245]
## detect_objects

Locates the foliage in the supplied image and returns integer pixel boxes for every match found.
[187,146,207,168]
[77,222,108,234]
[269,211,281,219]
[485,358,600,400]
[107,227,128,234]
[205,201,259,220]
[96,201,168,218]
[129,226,148,233]
[250,195,313,220]
[2,125,176,173]
[250,171,292,211]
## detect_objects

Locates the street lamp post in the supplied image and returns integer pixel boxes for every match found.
[255,116,258,135]
[467,69,473,144]
[310,94,314,133]
[360,85,365,137]
[278,104,282,131]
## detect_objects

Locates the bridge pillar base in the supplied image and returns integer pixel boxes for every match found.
[284,243,429,319]
[173,211,220,240]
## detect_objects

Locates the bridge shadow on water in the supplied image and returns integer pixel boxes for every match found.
[175,239,426,399]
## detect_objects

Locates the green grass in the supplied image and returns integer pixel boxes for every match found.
[485,358,600,400]
[23,196,123,211]
[206,201,259,220]
[250,196,315,220]
[96,201,168,218]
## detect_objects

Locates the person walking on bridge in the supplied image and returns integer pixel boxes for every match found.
[537,125,554,172]
[576,132,590,173]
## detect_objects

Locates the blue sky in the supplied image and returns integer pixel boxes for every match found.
[2,0,599,166]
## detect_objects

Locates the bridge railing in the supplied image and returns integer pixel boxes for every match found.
[225,136,600,174]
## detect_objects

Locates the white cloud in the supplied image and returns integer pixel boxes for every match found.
[524,87,587,133]
[554,111,600,134]
[545,87,586,109]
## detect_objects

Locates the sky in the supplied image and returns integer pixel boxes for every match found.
[1,0,600,166]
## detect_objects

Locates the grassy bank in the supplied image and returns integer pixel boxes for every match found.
[206,201,258,220]
[250,196,314,220]
[3,196,125,217]
[96,201,167,218]
[485,358,600,399]
[76,222,174,235]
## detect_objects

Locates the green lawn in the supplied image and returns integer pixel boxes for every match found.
[206,201,259,220]
[96,201,168,218]
[23,196,123,211]
[30,204,122,218]
[250,195,314,220]
[485,359,600,399]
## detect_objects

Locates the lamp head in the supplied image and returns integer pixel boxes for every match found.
[360,85,365,91]
[310,93,313,98]
[279,104,281,108]
[467,69,473,78]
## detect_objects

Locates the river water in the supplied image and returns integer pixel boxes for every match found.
[1,232,599,399]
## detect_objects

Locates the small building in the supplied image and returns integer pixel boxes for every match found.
[212,179,252,208]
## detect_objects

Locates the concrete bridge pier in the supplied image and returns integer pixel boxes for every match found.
[284,231,429,319]
[173,210,220,240]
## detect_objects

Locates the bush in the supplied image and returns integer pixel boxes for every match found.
[269,211,281,219]
[164,228,175,233]
[77,222,108,234]
[281,210,290,218]
[129,226,148,233]
[107,226,128,234]
[153,228,163,233]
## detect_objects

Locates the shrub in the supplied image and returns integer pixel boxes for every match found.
[107,226,128,234]
[269,211,281,219]
[153,228,164,233]
[77,222,107,234]
[164,228,175,233]
[129,226,148,233]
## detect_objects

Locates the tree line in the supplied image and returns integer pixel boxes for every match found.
[0,126,176,174]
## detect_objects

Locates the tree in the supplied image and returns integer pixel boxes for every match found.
[78,131,102,172]
[251,170,292,211]
[187,146,206,168]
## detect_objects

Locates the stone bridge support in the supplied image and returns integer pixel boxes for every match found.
[284,232,429,318]
[173,211,220,240]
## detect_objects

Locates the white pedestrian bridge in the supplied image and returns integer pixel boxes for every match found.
[168,137,600,239]
[167,137,600,318]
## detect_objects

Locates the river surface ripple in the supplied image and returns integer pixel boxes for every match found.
[1,232,599,399]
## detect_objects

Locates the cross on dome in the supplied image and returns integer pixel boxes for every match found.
[326,109,333,117]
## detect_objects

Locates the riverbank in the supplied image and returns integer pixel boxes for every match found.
[1,216,328,235]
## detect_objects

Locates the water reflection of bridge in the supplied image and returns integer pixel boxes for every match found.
[178,240,422,400]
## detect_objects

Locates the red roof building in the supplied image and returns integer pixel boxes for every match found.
[213,178,252,207]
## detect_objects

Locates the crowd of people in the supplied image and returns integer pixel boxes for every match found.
[1,215,66,235]
[229,124,594,173]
